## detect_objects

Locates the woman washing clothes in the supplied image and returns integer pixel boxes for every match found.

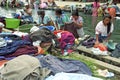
[55,8,70,30]
[70,11,84,38]
[37,10,52,26]
[95,14,114,45]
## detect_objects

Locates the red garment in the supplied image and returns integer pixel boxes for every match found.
[5,45,38,57]
[94,43,107,51]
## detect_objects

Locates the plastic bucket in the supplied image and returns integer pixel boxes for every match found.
[5,18,20,29]
[40,26,55,32]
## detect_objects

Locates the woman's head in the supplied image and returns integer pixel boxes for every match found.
[55,8,62,16]
[103,14,112,26]
[72,11,79,20]
[95,0,98,2]
[25,4,30,9]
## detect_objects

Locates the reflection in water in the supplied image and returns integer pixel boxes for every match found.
[0,7,120,43]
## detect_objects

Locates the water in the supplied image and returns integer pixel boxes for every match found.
[0,7,120,43]
[81,13,120,43]
[42,10,120,43]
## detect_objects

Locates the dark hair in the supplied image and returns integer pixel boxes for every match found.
[95,0,98,2]
[107,22,111,34]
[114,2,117,5]
[103,14,112,34]
[103,14,112,20]
[37,10,45,15]
[72,11,79,16]
[55,8,62,15]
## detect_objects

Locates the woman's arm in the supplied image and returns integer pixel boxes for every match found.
[95,34,99,44]
[55,21,59,30]
[105,33,112,42]
[73,21,83,28]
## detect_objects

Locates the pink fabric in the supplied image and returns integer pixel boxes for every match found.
[92,2,100,8]
[60,31,75,49]
[92,2,100,16]
[40,3,48,8]
[92,8,98,16]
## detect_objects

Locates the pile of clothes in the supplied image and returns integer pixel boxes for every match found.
[0,54,103,80]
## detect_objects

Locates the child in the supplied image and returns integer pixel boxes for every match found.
[37,10,51,26]
[55,8,69,30]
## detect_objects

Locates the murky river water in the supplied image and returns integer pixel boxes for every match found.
[0,7,120,43]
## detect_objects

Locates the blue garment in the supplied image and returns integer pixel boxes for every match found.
[0,34,21,41]
[38,16,51,24]
[98,34,107,42]
[0,40,31,56]
[45,72,102,80]
[22,15,34,23]
[55,14,69,29]
[36,54,92,75]
[0,56,15,60]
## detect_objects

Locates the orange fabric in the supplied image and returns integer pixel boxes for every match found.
[109,8,116,18]
[53,30,63,35]
[0,60,8,66]
[94,43,107,51]
[35,46,45,55]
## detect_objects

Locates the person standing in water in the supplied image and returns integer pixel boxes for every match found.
[91,0,100,27]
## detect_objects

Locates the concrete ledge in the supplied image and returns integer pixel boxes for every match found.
[74,53,120,75]
[77,45,120,67]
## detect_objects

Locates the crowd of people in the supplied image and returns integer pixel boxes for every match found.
[16,0,120,46]
[0,1,120,79]
[0,0,120,53]
[0,0,57,8]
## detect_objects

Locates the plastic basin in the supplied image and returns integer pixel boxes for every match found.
[5,18,20,29]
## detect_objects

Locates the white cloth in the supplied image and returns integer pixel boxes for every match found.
[70,16,84,37]
[95,21,114,36]
[30,26,39,33]
[91,48,108,56]
[0,37,7,48]
[0,22,4,27]
[13,31,28,37]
